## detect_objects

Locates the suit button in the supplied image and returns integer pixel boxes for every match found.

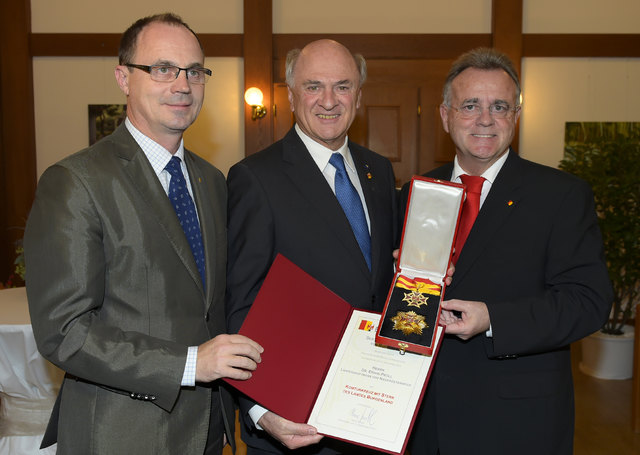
[205,312,210,321]
[150,396,156,401]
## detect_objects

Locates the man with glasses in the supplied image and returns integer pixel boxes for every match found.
[24,13,262,455]
[404,48,612,454]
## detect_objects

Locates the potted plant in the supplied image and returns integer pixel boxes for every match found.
[559,122,640,379]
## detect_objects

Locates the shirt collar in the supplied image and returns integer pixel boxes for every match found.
[294,124,355,173]
[452,149,509,184]
[125,117,185,176]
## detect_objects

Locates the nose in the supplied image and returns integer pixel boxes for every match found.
[476,106,494,126]
[171,69,191,93]
[318,88,338,110]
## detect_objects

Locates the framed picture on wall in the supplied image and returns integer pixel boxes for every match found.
[89,104,127,145]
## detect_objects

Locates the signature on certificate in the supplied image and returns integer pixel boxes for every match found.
[349,404,377,426]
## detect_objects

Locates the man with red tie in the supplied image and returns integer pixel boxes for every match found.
[403,48,612,455]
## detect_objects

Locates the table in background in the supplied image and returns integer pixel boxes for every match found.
[0,287,63,454]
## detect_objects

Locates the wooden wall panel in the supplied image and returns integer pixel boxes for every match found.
[0,0,36,283]
[243,0,273,155]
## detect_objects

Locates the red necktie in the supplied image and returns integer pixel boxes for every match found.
[454,174,485,263]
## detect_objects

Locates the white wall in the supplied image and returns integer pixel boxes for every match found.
[273,0,492,33]
[523,0,640,33]
[31,0,242,33]
[519,58,640,168]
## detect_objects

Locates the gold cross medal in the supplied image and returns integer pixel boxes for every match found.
[395,275,441,309]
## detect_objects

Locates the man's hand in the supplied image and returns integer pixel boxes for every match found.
[392,249,455,286]
[440,299,490,340]
[258,411,323,450]
[195,334,263,382]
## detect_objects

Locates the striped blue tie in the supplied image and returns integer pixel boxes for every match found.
[165,156,206,289]
[329,153,371,271]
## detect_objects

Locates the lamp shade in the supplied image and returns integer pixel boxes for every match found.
[244,87,264,106]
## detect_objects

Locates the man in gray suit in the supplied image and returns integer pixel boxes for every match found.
[24,13,263,455]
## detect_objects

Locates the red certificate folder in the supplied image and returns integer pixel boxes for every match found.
[224,254,353,423]
[376,177,465,355]
[224,254,444,454]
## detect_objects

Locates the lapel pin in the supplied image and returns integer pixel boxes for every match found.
[508,200,514,206]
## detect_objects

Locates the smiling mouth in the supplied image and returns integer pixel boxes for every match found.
[472,134,495,138]
[317,114,339,119]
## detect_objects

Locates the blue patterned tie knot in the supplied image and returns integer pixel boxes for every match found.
[329,152,371,271]
[165,156,206,289]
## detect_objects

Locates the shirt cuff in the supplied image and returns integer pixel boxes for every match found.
[248,404,269,430]
[181,346,198,386]
[485,323,493,338]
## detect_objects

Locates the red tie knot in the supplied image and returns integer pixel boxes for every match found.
[460,174,485,194]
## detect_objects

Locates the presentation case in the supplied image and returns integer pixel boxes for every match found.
[375,176,465,355]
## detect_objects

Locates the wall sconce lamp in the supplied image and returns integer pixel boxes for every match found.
[244,87,267,120]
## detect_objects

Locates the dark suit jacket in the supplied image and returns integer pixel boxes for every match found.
[24,123,235,455]
[405,151,612,455]
[226,127,398,454]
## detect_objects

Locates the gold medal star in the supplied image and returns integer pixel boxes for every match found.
[391,311,428,336]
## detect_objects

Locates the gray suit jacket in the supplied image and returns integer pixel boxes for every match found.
[24,124,234,454]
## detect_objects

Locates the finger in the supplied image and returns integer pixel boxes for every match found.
[283,434,324,450]
[228,334,264,353]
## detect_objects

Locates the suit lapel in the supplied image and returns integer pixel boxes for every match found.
[450,151,524,287]
[281,129,371,278]
[112,125,205,296]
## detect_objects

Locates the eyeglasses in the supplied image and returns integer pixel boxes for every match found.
[125,64,212,85]
[448,103,520,119]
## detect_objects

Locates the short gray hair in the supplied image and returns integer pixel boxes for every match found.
[285,47,367,88]
[443,47,521,106]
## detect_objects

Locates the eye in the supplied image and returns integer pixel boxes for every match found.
[461,104,478,112]
[187,68,202,78]
[155,66,172,74]
[337,85,350,92]
[306,85,319,92]
[492,104,508,112]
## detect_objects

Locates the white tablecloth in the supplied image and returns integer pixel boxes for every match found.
[0,287,63,454]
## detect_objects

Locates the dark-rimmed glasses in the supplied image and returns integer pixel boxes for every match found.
[125,64,212,85]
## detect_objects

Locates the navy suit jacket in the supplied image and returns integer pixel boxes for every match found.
[405,151,612,455]
[226,127,398,454]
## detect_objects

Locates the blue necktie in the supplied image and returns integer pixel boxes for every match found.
[165,156,206,289]
[329,153,371,271]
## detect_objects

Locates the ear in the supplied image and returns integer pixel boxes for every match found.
[115,66,130,96]
[439,103,450,133]
[287,86,295,112]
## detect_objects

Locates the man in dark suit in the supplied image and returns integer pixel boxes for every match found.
[406,48,613,455]
[226,39,398,453]
[24,13,263,455]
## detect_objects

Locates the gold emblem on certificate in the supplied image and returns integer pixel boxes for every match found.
[391,311,428,335]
